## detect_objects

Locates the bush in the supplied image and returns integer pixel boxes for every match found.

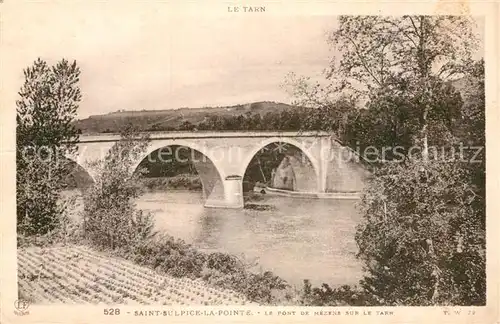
[141,175,202,192]
[82,127,157,250]
[116,232,289,305]
[17,195,83,248]
[121,234,206,279]
[299,280,373,306]
[355,158,485,305]
[168,175,202,190]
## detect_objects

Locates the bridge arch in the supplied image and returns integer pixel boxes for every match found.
[131,140,227,204]
[239,137,320,191]
[61,157,95,190]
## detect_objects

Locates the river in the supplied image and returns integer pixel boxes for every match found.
[139,190,363,288]
[65,189,364,288]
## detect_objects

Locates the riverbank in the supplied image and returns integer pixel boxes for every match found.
[51,182,366,306]
[60,188,364,288]
[141,175,202,191]
[18,238,368,306]
[19,192,368,306]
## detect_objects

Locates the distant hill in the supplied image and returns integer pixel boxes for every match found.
[74,101,302,134]
[74,78,473,135]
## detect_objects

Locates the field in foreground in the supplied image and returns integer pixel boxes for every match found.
[18,245,252,305]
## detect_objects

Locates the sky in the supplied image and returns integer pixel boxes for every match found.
[2,2,485,119]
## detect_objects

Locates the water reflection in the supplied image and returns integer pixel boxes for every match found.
[194,209,226,250]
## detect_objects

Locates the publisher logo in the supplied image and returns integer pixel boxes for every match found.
[14,299,30,316]
[14,299,30,311]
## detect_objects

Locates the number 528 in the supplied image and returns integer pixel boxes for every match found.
[104,308,120,315]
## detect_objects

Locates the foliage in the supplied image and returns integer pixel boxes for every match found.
[17,196,83,248]
[201,252,288,304]
[16,58,82,236]
[343,79,463,163]
[288,16,477,146]
[331,16,477,157]
[141,175,202,191]
[122,234,206,278]
[459,59,485,208]
[196,109,309,132]
[326,16,476,97]
[285,16,485,306]
[356,158,485,305]
[82,126,157,249]
[74,101,309,134]
[118,233,288,305]
[299,280,374,306]
[137,145,198,178]
[351,59,485,306]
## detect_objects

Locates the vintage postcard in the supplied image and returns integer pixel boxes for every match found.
[1,0,498,323]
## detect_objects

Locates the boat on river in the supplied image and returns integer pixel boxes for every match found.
[253,183,361,200]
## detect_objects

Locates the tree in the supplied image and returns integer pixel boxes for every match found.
[286,16,484,305]
[456,60,485,290]
[82,127,156,250]
[356,157,485,305]
[460,59,485,194]
[328,15,478,158]
[16,58,82,236]
[287,16,478,155]
[329,16,484,305]
[346,79,463,162]
[179,120,196,131]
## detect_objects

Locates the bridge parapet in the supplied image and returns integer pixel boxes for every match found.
[77,131,332,143]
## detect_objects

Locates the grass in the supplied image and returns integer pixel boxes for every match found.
[18,245,253,305]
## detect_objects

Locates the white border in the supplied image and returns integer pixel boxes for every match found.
[1,1,498,323]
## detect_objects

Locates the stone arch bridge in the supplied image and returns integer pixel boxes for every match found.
[67,131,366,208]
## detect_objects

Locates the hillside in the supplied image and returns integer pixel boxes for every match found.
[75,101,301,134]
[74,78,472,135]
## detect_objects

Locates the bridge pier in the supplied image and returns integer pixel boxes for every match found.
[317,136,333,193]
[223,177,244,208]
[204,176,244,209]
